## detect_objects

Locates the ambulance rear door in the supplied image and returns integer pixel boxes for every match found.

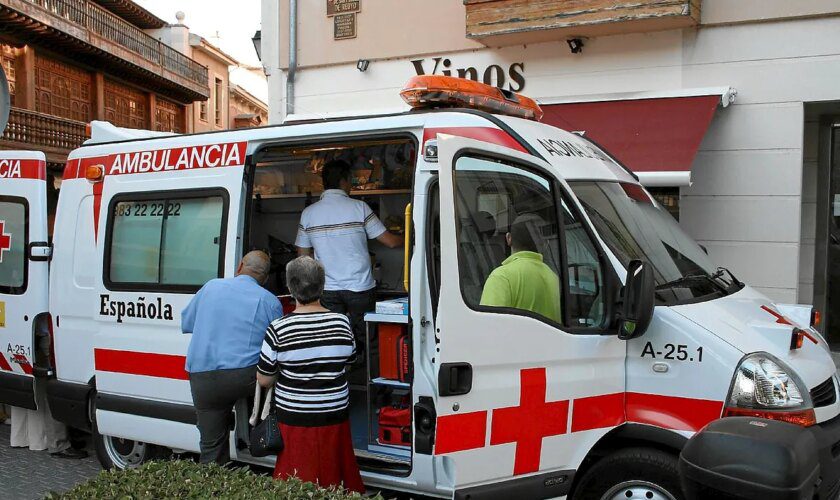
[90,140,246,452]
[431,136,625,495]
[0,151,50,410]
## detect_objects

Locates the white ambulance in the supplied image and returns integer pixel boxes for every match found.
[1,76,839,500]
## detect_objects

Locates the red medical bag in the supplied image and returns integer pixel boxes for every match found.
[378,406,411,446]
[379,324,410,382]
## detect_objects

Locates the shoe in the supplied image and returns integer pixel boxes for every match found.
[51,448,89,459]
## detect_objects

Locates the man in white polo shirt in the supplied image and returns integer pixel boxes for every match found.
[296,159,403,359]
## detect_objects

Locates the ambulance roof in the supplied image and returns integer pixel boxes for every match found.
[68,109,637,184]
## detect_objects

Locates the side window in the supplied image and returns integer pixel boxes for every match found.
[560,196,606,328]
[454,155,563,324]
[106,191,227,291]
[0,196,27,294]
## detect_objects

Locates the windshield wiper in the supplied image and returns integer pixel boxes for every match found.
[655,272,729,294]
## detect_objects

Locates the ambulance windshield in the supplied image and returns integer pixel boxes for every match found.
[569,181,743,305]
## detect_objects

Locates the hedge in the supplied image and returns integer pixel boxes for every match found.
[46,460,381,500]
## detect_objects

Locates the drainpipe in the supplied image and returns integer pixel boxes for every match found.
[286,0,297,117]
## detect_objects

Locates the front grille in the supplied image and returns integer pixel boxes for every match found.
[811,377,837,408]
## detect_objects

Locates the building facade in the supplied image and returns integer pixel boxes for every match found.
[0,0,209,169]
[229,83,268,128]
[187,33,237,134]
[261,0,840,348]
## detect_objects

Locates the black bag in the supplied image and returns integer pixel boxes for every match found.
[248,386,283,457]
[249,409,283,457]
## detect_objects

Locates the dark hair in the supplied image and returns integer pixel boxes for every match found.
[286,256,325,304]
[509,215,540,252]
[322,159,351,190]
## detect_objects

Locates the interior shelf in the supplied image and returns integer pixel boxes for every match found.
[363,313,409,324]
[254,189,411,199]
[371,377,410,389]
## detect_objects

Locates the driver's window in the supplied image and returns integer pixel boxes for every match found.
[454,155,563,324]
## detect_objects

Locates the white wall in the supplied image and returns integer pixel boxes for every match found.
[799,119,819,304]
[261,14,840,303]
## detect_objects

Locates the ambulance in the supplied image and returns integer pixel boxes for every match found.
[1,76,839,500]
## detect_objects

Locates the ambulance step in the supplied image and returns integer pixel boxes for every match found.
[355,447,411,465]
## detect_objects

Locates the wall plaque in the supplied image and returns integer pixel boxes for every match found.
[334,13,357,40]
[327,0,360,16]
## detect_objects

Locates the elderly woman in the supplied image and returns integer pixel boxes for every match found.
[256,256,364,493]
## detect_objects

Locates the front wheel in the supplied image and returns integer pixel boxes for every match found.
[91,395,169,470]
[572,447,683,500]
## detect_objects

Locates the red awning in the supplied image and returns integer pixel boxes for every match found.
[540,90,732,186]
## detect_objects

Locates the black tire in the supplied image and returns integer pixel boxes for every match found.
[572,447,684,500]
[91,394,170,470]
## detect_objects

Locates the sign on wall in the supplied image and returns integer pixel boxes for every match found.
[411,57,526,92]
[334,13,357,40]
[328,0,360,40]
[327,0,360,16]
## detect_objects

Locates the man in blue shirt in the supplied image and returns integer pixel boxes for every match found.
[181,250,282,465]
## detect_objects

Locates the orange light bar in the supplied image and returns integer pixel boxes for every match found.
[400,75,544,121]
[85,164,104,182]
[723,406,817,427]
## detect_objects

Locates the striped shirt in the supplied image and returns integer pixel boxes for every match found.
[257,312,356,426]
[295,189,387,292]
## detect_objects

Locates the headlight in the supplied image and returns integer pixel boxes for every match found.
[724,353,816,427]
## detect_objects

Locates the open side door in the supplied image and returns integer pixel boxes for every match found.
[0,151,49,409]
[431,136,625,495]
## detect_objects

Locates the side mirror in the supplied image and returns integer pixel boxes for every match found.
[619,260,655,340]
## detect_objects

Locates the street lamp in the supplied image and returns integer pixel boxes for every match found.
[252,30,262,61]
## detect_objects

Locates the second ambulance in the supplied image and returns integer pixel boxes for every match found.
[0,76,838,499]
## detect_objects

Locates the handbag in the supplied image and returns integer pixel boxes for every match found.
[248,385,283,457]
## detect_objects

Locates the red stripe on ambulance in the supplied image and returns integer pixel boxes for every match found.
[94,349,188,380]
[434,410,488,454]
[423,127,528,153]
[0,159,46,180]
[11,354,33,375]
[571,392,626,432]
[626,392,723,432]
[0,353,13,372]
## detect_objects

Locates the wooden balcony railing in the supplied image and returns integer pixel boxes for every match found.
[2,107,87,152]
[16,0,208,87]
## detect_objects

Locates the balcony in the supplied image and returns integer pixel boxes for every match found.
[465,0,701,46]
[0,0,209,102]
[1,107,86,163]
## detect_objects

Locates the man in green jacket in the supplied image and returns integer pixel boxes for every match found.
[480,214,562,323]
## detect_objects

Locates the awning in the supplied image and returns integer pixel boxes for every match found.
[539,87,736,186]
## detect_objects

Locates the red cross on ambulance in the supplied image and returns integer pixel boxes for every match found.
[434,367,574,477]
[0,220,11,263]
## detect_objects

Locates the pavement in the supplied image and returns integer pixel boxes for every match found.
[0,421,101,500]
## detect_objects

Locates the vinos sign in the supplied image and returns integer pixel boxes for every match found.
[411,57,526,92]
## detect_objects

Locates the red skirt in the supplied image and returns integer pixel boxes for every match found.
[273,420,365,493]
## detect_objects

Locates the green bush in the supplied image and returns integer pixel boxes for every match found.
[47,460,381,500]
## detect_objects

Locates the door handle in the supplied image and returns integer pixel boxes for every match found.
[439,362,472,396]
